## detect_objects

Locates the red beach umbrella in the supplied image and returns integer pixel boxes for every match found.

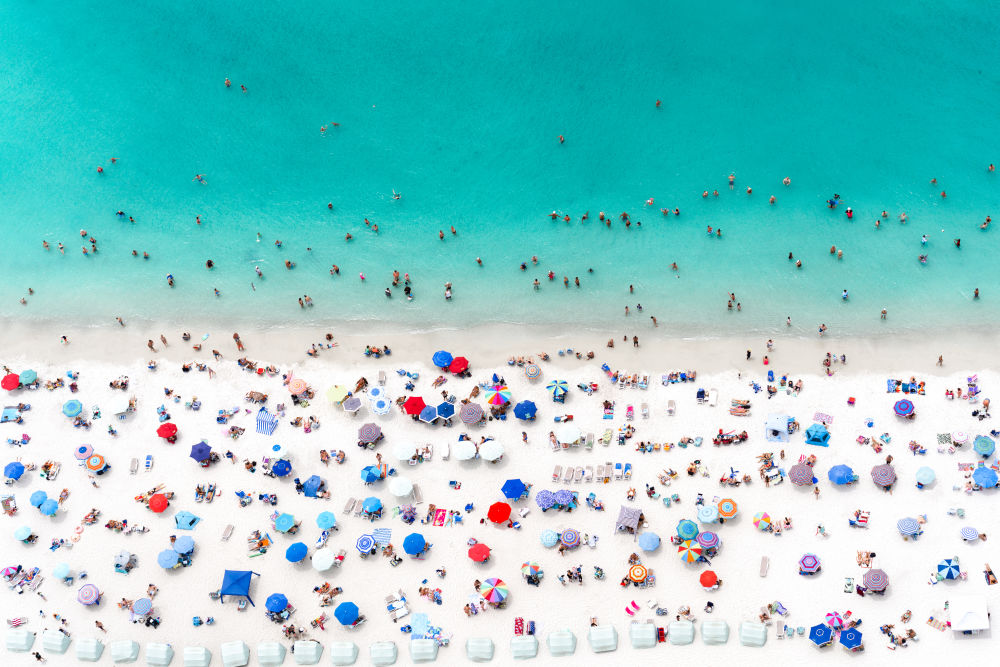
[1,374,19,390]
[403,397,426,415]
[468,543,491,562]
[156,423,178,439]
[699,570,718,588]
[449,357,469,374]
[487,502,512,524]
[148,494,169,513]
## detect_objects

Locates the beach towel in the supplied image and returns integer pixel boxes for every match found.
[433,509,447,526]
[256,407,278,435]
[937,434,952,444]
[372,528,392,545]
[813,412,833,424]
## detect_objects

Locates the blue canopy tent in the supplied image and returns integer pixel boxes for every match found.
[764,415,792,442]
[302,475,324,498]
[174,511,201,530]
[827,465,856,485]
[808,623,833,646]
[219,570,259,606]
[501,479,527,500]
[272,460,292,477]
[805,424,830,447]
[513,401,537,421]
[265,593,288,613]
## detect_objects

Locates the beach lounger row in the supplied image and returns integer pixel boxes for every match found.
[553,464,631,483]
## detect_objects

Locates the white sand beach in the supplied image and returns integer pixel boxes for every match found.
[2,325,999,665]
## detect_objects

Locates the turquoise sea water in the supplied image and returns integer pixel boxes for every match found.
[1,1,998,335]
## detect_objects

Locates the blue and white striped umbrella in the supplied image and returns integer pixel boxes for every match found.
[355,534,375,553]
[697,505,719,524]
[896,517,921,536]
[937,558,961,580]
[960,526,980,541]
[132,598,152,615]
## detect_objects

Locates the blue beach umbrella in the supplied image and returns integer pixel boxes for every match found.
[285,542,307,563]
[973,467,998,488]
[402,533,426,556]
[808,623,833,646]
[157,550,179,569]
[915,467,936,486]
[39,499,58,516]
[14,526,32,541]
[553,490,574,506]
[638,532,661,552]
[132,598,153,616]
[355,534,375,553]
[172,536,195,554]
[676,519,699,541]
[362,497,382,513]
[360,466,381,484]
[896,517,921,536]
[29,490,47,507]
[316,512,336,530]
[431,351,453,369]
[4,462,24,480]
[418,405,438,423]
[272,460,291,477]
[697,505,719,524]
[938,558,961,580]
[189,442,212,463]
[974,436,996,458]
[275,513,296,533]
[535,490,555,510]
[18,370,36,384]
[334,601,360,626]
[893,399,914,417]
[52,563,70,579]
[540,529,559,547]
[827,465,855,485]
[839,627,863,650]
[302,475,323,497]
[501,479,527,500]
[513,400,537,420]
[436,402,455,420]
[265,593,288,613]
[62,400,83,417]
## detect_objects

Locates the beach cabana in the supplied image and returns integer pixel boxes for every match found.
[219,570,259,606]
[256,642,286,666]
[369,641,397,666]
[184,646,212,667]
[76,637,104,662]
[256,407,279,435]
[292,640,323,664]
[465,637,495,662]
[409,639,438,663]
[546,630,576,656]
[41,629,70,654]
[629,622,657,649]
[738,622,767,647]
[668,620,695,645]
[808,624,833,647]
[510,635,539,659]
[5,628,34,652]
[827,465,857,485]
[701,620,730,645]
[220,641,249,667]
[948,595,989,635]
[145,642,173,666]
[804,423,830,447]
[765,414,792,442]
[587,625,618,653]
[615,506,642,539]
[329,641,359,666]
[110,639,140,663]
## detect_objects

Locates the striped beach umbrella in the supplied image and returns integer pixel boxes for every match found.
[372,398,391,415]
[788,463,815,486]
[696,531,720,549]
[460,403,484,425]
[355,534,375,553]
[520,561,541,577]
[937,558,961,580]
[85,454,105,471]
[717,498,738,519]
[74,444,94,460]
[546,380,568,397]
[628,564,648,582]
[825,611,844,629]
[560,529,581,548]
[863,568,888,592]
[697,505,719,524]
[468,543,490,562]
[540,529,559,547]
[798,553,821,574]
[753,512,771,531]
[535,491,556,510]
[871,464,896,487]
[524,363,541,380]
[896,517,921,536]
[77,584,100,605]
[893,399,914,417]
[132,598,153,615]
[974,435,996,457]
[288,378,308,395]
[676,519,699,541]
[479,578,509,604]
[952,431,969,445]
[484,385,511,406]
[960,526,980,541]
[677,540,702,564]
[62,400,83,417]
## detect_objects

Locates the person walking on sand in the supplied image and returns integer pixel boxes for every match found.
[937,355,943,366]
[147,340,156,352]
[233,333,245,351]
[95,620,106,632]
[160,334,167,347]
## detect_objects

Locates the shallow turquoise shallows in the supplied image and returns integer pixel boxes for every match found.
[1,1,997,335]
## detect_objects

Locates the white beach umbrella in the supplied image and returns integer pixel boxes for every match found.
[389,476,414,497]
[311,548,336,572]
[480,440,505,462]
[557,425,581,444]
[392,442,419,461]
[256,642,286,666]
[455,441,478,461]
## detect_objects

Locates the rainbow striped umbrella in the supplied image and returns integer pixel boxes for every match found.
[825,611,844,629]
[560,529,581,548]
[717,498,738,519]
[863,569,888,592]
[524,364,541,380]
[484,385,511,406]
[677,540,702,563]
[479,578,509,604]
[753,512,772,530]
[77,584,100,605]
[521,561,541,577]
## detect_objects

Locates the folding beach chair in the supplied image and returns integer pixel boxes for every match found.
[412,484,423,504]
[222,524,234,541]
[130,458,139,475]
[585,432,594,449]
[344,497,357,514]
[552,466,562,481]
[594,465,603,482]
[585,466,594,483]
[564,466,575,483]
[574,468,584,483]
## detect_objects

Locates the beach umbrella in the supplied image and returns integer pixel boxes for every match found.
[13,526,32,541]
[285,542,307,563]
[676,519,699,541]
[700,570,718,588]
[961,526,980,541]
[638,532,661,552]
[839,627,863,651]
[39,499,58,516]
[488,502,512,524]
[546,380,568,398]
[431,351,453,368]
[798,553,821,574]
[52,563,70,579]
[459,403,484,424]
[156,423,177,439]
[825,611,844,629]
[697,505,719,524]
[535,490,556,510]
[29,490,47,507]
[629,564,648,582]
[501,479,527,500]
[62,400,83,417]
[355,534,375,554]
[863,569,888,592]
[148,494,169,513]
[973,466,998,488]
[74,444,94,460]
[455,441,477,460]
[393,442,418,461]
[130,597,152,616]
[915,466,936,486]
[524,363,541,380]
[402,533,426,556]
[371,398,390,415]
[85,454,106,471]
[513,401,537,420]
[173,536,194,554]
[893,399,914,417]
[560,529,581,548]
[808,623,833,646]
[553,490,574,506]
[326,385,348,404]
[717,498,738,519]
[388,477,413,497]
[974,435,996,457]
[302,475,324,498]
[485,385,511,406]
[436,402,455,420]
[360,466,381,484]
[4,462,24,480]
[480,440,504,462]
[18,370,36,385]
[1,374,19,391]
[334,601,360,626]
[316,512,336,530]
[77,584,100,606]
[479,578,509,604]
[189,442,212,463]
[418,405,438,424]
[311,548,337,571]
[521,561,541,577]
[677,540,702,563]
[788,463,815,486]
[938,558,961,580]
[871,464,896,487]
[114,550,132,567]
[288,378,308,395]
[448,357,469,374]
[696,531,720,549]
[952,431,969,445]
[469,544,491,562]
[0,566,18,577]
[275,513,296,533]
[753,512,771,531]
[358,423,381,444]
[362,497,382,514]
[174,511,200,529]
[896,517,920,536]
[157,550,179,569]
[271,459,291,477]
[403,397,426,415]
[556,425,581,445]
[540,529,559,547]
[342,396,362,414]
[827,464,855,485]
